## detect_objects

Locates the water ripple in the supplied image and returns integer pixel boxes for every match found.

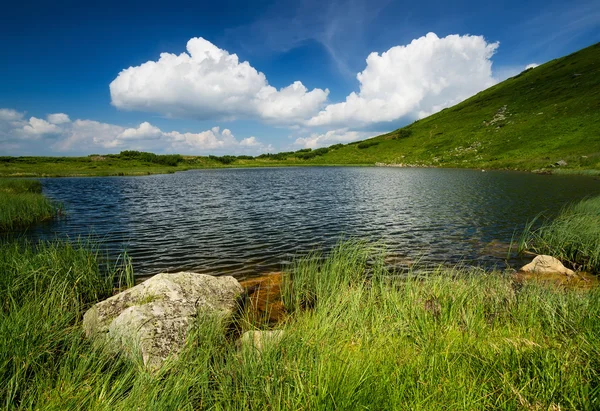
[13,167,600,278]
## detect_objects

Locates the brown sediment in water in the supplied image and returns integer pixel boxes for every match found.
[513,270,599,289]
[240,272,286,325]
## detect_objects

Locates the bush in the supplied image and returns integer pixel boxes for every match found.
[208,155,236,165]
[117,151,183,166]
[357,141,380,149]
[296,147,329,160]
[393,128,413,139]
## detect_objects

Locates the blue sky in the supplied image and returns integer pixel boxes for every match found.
[1,0,598,155]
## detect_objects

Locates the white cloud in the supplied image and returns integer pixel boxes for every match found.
[293,128,372,149]
[0,108,270,155]
[240,136,259,147]
[109,37,329,123]
[54,119,126,150]
[118,122,163,141]
[22,117,61,138]
[0,108,24,122]
[0,109,26,138]
[307,33,499,128]
[47,113,71,124]
[167,127,238,151]
[525,63,539,70]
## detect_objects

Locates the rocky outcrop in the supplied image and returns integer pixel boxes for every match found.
[83,272,243,369]
[520,255,575,277]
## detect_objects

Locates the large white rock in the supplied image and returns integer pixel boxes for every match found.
[83,272,243,369]
[520,255,575,277]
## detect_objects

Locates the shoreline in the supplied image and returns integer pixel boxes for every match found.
[2,161,599,179]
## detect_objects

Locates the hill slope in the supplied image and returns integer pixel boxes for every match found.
[293,42,600,171]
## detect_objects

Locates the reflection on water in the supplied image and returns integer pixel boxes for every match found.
[18,167,600,278]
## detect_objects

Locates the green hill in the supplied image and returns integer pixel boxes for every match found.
[293,42,600,172]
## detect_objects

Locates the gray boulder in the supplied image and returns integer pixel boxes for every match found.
[83,272,243,369]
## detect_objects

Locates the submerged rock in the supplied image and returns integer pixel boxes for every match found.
[83,272,243,369]
[240,272,286,325]
[519,255,575,277]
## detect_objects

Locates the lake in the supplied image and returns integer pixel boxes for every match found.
[26,167,600,279]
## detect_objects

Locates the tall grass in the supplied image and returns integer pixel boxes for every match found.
[0,240,133,409]
[1,240,598,409]
[519,195,600,272]
[0,179,62,230]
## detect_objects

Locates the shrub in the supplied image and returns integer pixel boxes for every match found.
[357,141,380,149]
[208,155,236,164]
[393,128,413,139]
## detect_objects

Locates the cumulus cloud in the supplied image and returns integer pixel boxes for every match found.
[109,37,329,123]
[307,33,499,128]
[293,128,372,149]
[21,117,61,138]
[0,108,270,155]
[47,113,71,124]
[240,136,259,147]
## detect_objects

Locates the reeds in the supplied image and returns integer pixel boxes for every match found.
[0,179,62,230]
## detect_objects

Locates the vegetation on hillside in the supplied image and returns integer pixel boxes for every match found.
[1,240,598,409]
[519,195,600,273]
[0,179,62,230]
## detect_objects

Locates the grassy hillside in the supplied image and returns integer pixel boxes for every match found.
[303,42,600,171]
[1,43,598,177]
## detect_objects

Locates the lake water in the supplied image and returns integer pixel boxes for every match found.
[23,167,600,279]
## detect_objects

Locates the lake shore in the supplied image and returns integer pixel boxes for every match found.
[2,154,599,178]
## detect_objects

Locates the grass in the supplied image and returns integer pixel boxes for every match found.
[1,239,598,409]
[518,195,600,273]
[0,240,133,409]
[0,179,62,230]
[2,43,599,178]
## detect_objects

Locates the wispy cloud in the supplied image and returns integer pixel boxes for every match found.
[225,0,392,77]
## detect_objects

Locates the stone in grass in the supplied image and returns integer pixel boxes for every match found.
[237,330,285,354]
[520,255,575,277]
[83,272,244,369]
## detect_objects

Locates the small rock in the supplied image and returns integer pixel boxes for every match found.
[520,255,575,277]
[555,160,568,167]
[237,330,285,353]
[83,272,244,369]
